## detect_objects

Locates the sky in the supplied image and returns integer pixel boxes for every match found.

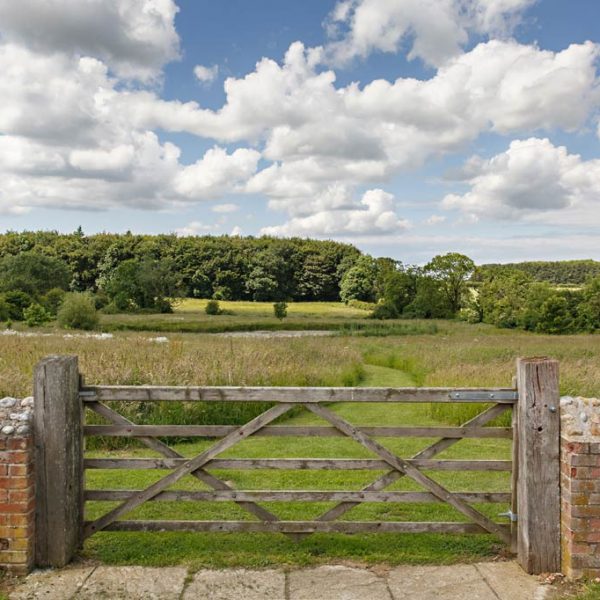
[0,0,599,264]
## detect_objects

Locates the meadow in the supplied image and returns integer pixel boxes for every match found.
[3,302,600,570]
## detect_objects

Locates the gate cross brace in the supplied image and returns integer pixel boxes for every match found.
[86,402,281,524]
[312,403,511,526]
[305,403,511,545]
[83,402,294,539]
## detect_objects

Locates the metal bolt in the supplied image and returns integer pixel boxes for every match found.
[549,406,557,413]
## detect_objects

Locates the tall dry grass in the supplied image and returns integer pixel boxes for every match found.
[0,333,364,398]
[370,321,600,424]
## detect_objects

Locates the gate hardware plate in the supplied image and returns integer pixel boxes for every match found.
[499,510,518,522]
[448,391,518,401]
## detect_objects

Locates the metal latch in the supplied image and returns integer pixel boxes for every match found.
[499,510,518,522]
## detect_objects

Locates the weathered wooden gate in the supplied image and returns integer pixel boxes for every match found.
[33,355,560,574]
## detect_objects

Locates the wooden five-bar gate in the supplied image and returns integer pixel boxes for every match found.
[32,355,561,574]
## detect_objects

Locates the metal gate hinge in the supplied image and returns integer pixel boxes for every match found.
[499,510,518,522]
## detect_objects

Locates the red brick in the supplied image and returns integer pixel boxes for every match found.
[7,438,31,451]
[0,476,31,490]
[8,464,32,477]
[4,451,30,464]
[571,531,600,543]
[9,489,33,504]
[8,513,33,527]
[570,455,600,467]
[571,506,600,518]
[564,441,591,454]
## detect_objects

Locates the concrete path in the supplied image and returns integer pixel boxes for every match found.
[8,561,556,599]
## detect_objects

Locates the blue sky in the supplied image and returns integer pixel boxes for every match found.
[0,0,599,263]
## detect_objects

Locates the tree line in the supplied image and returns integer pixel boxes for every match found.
[0,230,599,335]
[476,260,600,286]
[0,231,362,324]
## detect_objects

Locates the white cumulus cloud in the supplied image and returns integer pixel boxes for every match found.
[261,189,410,236]
[443,138,600,223]
[325,0,538,67]
[194,64,219,84]
[174,147,261,199]
[0,0,180,82]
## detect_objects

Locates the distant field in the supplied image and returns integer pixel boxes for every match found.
[100,299,379,333]
[175,299,369,318]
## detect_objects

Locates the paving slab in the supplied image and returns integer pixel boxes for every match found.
[289,565,392,600]
[474,561,542,600]
[76,566,187,600]
[182,568,285,600]
[10,566,95,600]
[8,560,549,600]
[388,564,497,600]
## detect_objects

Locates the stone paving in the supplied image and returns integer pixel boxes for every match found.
[8,561,556,599]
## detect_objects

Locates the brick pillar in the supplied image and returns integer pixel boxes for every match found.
[560,397,600,579]
[0,397,35,575]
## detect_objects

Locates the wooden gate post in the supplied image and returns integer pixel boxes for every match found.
[516,357,561,574]
[33,355,83,568]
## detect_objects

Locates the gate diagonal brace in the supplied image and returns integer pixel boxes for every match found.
[84,402,294,538]
[86,402,281,524]
[307,403,511,529]
[304,403,511,545]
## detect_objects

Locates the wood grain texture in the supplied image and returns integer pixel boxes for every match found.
[84,457,512,471]
[85,490,511,503]
[80,385,517,403]
[83,424,512,439]
[516,357,561,574]
[34,356,83,568]
[86,520,511,535]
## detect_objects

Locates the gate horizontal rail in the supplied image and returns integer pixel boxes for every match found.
[85,490,512,503]
[84,424,512,438]
[89,520,512,535]
[84,458,513,471]
[80,385,518,403]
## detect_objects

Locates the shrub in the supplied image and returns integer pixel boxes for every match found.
[370,301,399,320]
[347,299,377,311]
[57,293,99,330]
[41,287,66,316]
[205,299,221,315]
[24,303,52,327]
[3,290,33,320]
[273,301,288,320]
[0,297,10,321]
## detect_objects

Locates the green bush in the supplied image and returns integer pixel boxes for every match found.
[273,301,288,320]
[347,299,376,311]
[41,287,66,316]
[57,293,99,330]
[370,301,399,320]
[24,303,52,327]
[2,290,33,320]
[205,299,221,315]
[0,297,10,321]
